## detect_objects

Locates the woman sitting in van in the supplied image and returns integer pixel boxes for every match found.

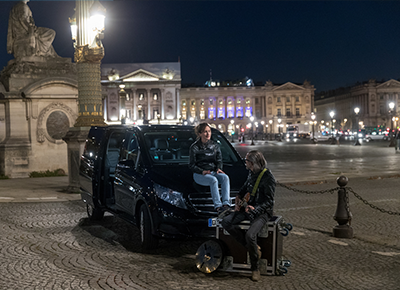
[189,123,231,215]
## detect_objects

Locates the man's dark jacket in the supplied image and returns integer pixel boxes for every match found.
[238,168,275,217]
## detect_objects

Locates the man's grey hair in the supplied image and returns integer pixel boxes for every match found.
[246,150,267,172]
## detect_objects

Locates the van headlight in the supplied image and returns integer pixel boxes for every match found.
[154,183,187,209]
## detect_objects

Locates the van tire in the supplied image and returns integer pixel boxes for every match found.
[86,204,104,221]
[140,204,159,250]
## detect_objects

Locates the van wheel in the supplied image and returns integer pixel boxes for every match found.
[140,204,159,250]
[86,204,104,221]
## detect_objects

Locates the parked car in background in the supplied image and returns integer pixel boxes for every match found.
[79,125,248,250]
[365,131,387,142]
[310,131,332,142]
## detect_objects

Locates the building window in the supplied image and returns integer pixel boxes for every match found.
[210,99,213,105]
[182,101,186,106]
[286,97,290,103]
[139,93,144,100]
[255,98,259,105]
[286,108,291,117]
[153,93,158,100]
[296,96,299,102]
[219,100,223,105]
[296,108,300,116]
[200,109,205,120]
[277,109,281,116]
[201,99,204,105]
[191,100,196,106]
[236,107,243,118]
[277,97,281,103]
[237,99,241,104]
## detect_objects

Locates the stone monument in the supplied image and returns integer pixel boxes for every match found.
[0,0,78,178]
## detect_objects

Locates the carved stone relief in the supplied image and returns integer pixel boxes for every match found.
[37,102,76,144]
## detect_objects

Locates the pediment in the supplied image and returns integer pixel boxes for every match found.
[376,79,400,88]
[122,69,160,82]
[273,82,304,91]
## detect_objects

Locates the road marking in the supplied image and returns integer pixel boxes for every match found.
[372,251,400,257]
[328,239,348,246]
[40,197,58,200]
[291,231,305,236]
[0,197,14,200]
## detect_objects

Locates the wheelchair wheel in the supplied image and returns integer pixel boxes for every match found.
[195,239,224,273]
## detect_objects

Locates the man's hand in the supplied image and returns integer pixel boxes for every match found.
[245,205,255,213]
[202,170,211,175]
[216,169,225,174]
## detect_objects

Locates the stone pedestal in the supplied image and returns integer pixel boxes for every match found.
[62,127,90,193]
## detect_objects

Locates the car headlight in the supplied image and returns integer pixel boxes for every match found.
[154,183,187,209]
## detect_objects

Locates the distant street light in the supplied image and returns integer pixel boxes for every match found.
[389,102,396,147]
[354,107,361,146]
[277,118,282,142]
[311,113,316,144]
[230,119,235,143]
[330,111,336,145]
[269,119,273,140]
[261,121,265,140]
[250,116,255,145]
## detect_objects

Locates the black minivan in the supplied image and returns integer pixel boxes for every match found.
[79,125,248,249]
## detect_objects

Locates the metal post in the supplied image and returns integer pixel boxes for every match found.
[333,176,353,239]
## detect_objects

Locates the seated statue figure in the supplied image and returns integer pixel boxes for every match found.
[7,0,59,59]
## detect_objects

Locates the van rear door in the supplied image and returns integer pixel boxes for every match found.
[79,127,106,197]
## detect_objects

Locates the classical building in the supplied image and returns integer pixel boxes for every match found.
[101,63,181,124]
[180,80,315,136]
[314,79,400,132]
[100,63,316,136]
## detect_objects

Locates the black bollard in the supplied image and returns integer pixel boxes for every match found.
[333,176,353,238]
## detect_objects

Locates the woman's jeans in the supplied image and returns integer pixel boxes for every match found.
[193,172,230,209]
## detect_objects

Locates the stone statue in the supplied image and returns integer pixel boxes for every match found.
[7,0,59,59]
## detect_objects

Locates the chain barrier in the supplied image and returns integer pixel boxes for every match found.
[276,182,339,195]
[347,187,400,216]
[277,181,400,216]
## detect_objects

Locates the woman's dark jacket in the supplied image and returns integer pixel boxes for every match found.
[188,139,223,174]
[238,168,275,217]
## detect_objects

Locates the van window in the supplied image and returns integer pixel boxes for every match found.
[122,132,139,165]
[83,128,105,161]
[143,129,239,165]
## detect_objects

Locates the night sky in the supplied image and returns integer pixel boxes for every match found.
[1,0,400,92]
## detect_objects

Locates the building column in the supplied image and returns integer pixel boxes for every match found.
[161,89,165,119]
[133,89,137,121]
[147,89,151,120]
[176,88,180,119]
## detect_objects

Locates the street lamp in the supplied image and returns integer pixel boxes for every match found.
[269,119,273,140]
[63,0,106,192]
[329,111,336,144]
[389,102,396,147]
[354,107,361,146]
[261,121,265,140]
[277,118,282,142]
[230,119,235,143]
[311,113,316,144]
[250,116,255,145]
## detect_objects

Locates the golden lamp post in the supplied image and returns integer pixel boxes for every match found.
[63,0,106,192]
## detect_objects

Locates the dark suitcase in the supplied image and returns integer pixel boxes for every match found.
[196,215,291,275]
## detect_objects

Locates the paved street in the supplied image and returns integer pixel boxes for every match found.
[0,140,399,289]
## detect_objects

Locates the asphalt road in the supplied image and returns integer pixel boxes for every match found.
[233,138,400,183]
